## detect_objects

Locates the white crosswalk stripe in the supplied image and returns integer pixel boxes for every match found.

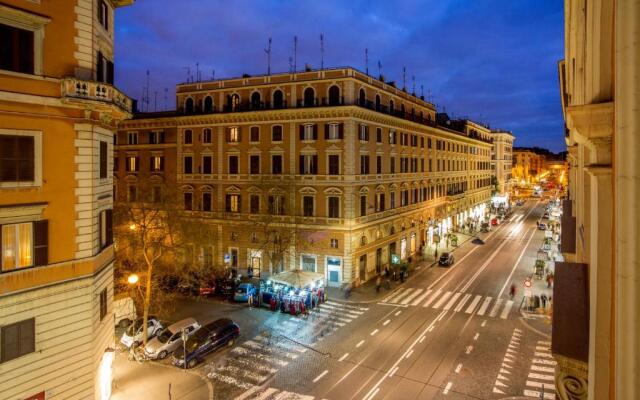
[237,387,316,400]
[523,341,556,399]
[378,288,517,319]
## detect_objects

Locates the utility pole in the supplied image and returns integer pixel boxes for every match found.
[163,88,168,111]
[320,33,324,70]
[412,75,416,95]
[365,48,369,75]
[377,60,382,79]
[402,66,406,91]
[293,36,298,73]
[264,37,272,75]
[195,62,200,82]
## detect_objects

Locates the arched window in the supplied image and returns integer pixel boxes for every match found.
[328,85,340,105]
[303,87,315,107]
[389,226,396,235]
[358,88,366,106]
[203,96,213,113]
[400,103,406,115]
[251,92,261,109]
[389,99,395,114]
[185,97,194,114]
[227,94,240,112]
[273,90,284,108]
[360,236,367,246]
[375,95,381,111]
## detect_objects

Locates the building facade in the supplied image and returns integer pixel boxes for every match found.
[0,1,132,399]
[115,68,494,287]
[556,0,639,399]
[490,130,515,194]
[512,150,545,185]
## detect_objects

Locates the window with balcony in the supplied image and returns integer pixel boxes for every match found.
[299,155,318,175]
[202,128,212,144]
[202,155,213,174]
[127,132,138,145]
[389,131,396,145]
[202,192,212,212]
[360,155,370,174]
[148,131,164,144]
[303,87,315,107]
[390,192,396,209]
[268,195,285,215]
[203,96,214,113]
[376,128,382,143]
[250,126,260,142]
[96,51,114,84]
[273,90,284,108]
[250,195,260,214]
[183,192,193,211]
[328,85,341,105]
[227,127,240,143]
[1,134,37,184]
[125,156,139,172]
[183,156,193,174]
[376,193,385,212]
[250,155,260,174]
[0,23,34,75]
[184,130,193,144]
[390,157,396,174]
[328,155,340,175]
[228,155,239,174]
[272,125,283,142]
[376,156,382,174]
[271,155,283,174]
[226,194,240,213]
[328,197,340,218]
[303,196,314,217]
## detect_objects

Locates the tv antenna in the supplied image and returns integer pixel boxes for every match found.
[264,37,272,75]
[163,87,168,110]
[182,66,191,83]
[377,60,382,78]
[320,33,325,70]
[211,69,215,80]
[293,35,298,73]
[402,66,406,91]
[412,75,416,95]
[288,56,294,73]
[420,84,424,99]
[365,48,369,75]
[195,62,200,82]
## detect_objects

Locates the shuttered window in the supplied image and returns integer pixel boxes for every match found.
[1,318,35,363]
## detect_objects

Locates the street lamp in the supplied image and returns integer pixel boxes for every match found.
[129,223,137,231]
[127,274,139,285]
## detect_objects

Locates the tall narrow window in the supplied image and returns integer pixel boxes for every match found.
[1,223,34,271]
[228,156,239,174]
[150,156,164,172]
[250,126,260,142]
[227,127,240,143]
[125,156,139,172]
[272,155,283,174]
[202,155,213,174]
[390,157,396,174]
[184,130,193,144]
[360,155,370,174]
[202,128,212,144]
[0,24,35,75]
[360,195,367,217]
[303,196,314,217]
[98,0,109,30]
[250,195,260,214]
[127,132,138,145]
[99,141,107,179]
[299,155,318,175]
[250,155,260,174]
[272,125,283,142]
[202,192,212,212]
[328,197,340,218]
[183,156,193,174]
[376,156,382,174]
[226,194,240,212]
[184,192,193,210]
[328,155,340,175]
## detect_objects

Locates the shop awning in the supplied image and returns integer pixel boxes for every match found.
[270,269,324,289]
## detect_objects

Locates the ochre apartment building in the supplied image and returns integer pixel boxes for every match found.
[512,149,545,185]
[489,130,514,195]
[115,67,494,287]
[0,1,132,399]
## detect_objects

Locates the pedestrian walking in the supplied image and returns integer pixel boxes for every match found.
[509,284,516,299]
[541,294,548,308]
[376,276,382,293]
[247,292,253,309]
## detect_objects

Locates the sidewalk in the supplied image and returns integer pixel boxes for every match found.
[325,231,477,304]
[111,349,212,400]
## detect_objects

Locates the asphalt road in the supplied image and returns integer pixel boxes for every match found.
[115,199,557,400]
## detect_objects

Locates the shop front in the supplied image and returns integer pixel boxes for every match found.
[326,257,342,287]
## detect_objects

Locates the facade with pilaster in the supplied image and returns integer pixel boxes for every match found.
[116,67,493,287]
[0,1,133,399]
[490,131,514,194]
[556,0,640,399]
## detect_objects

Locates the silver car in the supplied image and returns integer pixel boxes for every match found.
[144,318,200,360]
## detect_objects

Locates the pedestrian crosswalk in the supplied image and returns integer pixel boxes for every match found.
[209,300,368,398]
[523,340,556,399]
[380,287,516,319]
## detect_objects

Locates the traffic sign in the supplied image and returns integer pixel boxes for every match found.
[524,278,532,288]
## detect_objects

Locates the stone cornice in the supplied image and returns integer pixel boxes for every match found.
[566,102,614,145]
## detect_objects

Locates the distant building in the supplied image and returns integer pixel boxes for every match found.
[512,149,546,184]
[0,1,133,399]
[115,67,494,287]
[490,131,515,194]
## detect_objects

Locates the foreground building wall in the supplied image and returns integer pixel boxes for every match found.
[116,68,494,287]
[0,1,132,399]
[557,0,640,398]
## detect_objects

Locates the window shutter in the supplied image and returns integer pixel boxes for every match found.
[299,125,304,141]
[299,155,304,174]
[324,124,329,140]
[312,155,318,174]
[225,128,230,142]
[225,195,231,212]
[338,123,344,139]
[33,220,48,266]
[366,125,370,141]
[135,157,140,171]
[1,324,19,363]
[313,124,318,140]
[105,209,113,246]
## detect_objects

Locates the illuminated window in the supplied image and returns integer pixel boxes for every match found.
[1,223,33,271]
[126,156,138,172]
[151,156,163,172]
[226,194,240,213]
[228,127,240,143]
[202,128,212,144]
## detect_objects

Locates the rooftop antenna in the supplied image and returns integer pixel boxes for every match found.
[154,90,157,112]
[264,37,272,75]
[141,69,150,112]
[182,66,191,83]
[420,84,424,99]
[293,35,298,73]
[427,89,432,103]
[377,60,382,78]
[288,56,294,73]
[163,87,168,110]
[320,33,324,70]
[196,62,200,82]
[402,66,406,91]
[411,75,416,95]
[365,48,369,75]
[211,69,215,80]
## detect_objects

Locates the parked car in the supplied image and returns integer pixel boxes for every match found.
[480,222,491,232]
[144,318,201,360]
[542,211,550,219]
[491,217,499,226]
[120,316,163,348]
[215,278,236,296]
[199,279,217,297]
[538,222,548,230]
[113,296,136,328]
[233,283,257,302]
[438,252,455,266]
[171,318,240,368]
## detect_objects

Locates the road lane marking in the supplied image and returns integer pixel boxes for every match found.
[339,353,349,362]
[528,372,554,381]
[389,366,399,377]
[406,349,413,358]
[473,333,480,341]
[389,288,414,303]
[356,340,365,348]
[443,382,453,394]
[252,388,278,400]
[465,345,474,354]
[465,295,482,314]
[497,227,537,298]
[401,288,424,304]
[531,365,555,373]
[535,352,554,358]
[443,292,462,311]
[536,346,551,351]
[419,335,426,343]
[395,311,402,316]
[459,237,512,293]
[383,319,390,326]
[382,288,403,302]
[501,300,514,319]
[455,363,462,373]
[524,390,555,399]
[326,300,369,311]
[477,297,492,315]
[454,293,472,312]
[481,320,487,327]
[370,329,379,336]
[313,370,329,383]
[422,289,441,307]
[433,291,453,309]
[411,289,431,306]
[489,299,504,318]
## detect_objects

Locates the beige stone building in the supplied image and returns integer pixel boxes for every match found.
[512,149,545,185]
[0,1,132,399]
[490,130,514,194]
[116,67,494,287]
[556,0,639,399]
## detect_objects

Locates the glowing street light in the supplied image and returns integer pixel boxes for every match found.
[127,274,139,285]
[129,223,137,231]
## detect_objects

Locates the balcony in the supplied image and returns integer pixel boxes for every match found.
[61,78,133,115]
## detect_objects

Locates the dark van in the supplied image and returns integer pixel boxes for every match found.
[171,318,240,368]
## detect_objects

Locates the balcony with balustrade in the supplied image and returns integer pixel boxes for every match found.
[61,78,133,117]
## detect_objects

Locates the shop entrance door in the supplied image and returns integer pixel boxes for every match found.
[359,255,367,281]
[375,248,382,274]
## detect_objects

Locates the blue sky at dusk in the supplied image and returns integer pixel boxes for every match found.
[115,0,565,152]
